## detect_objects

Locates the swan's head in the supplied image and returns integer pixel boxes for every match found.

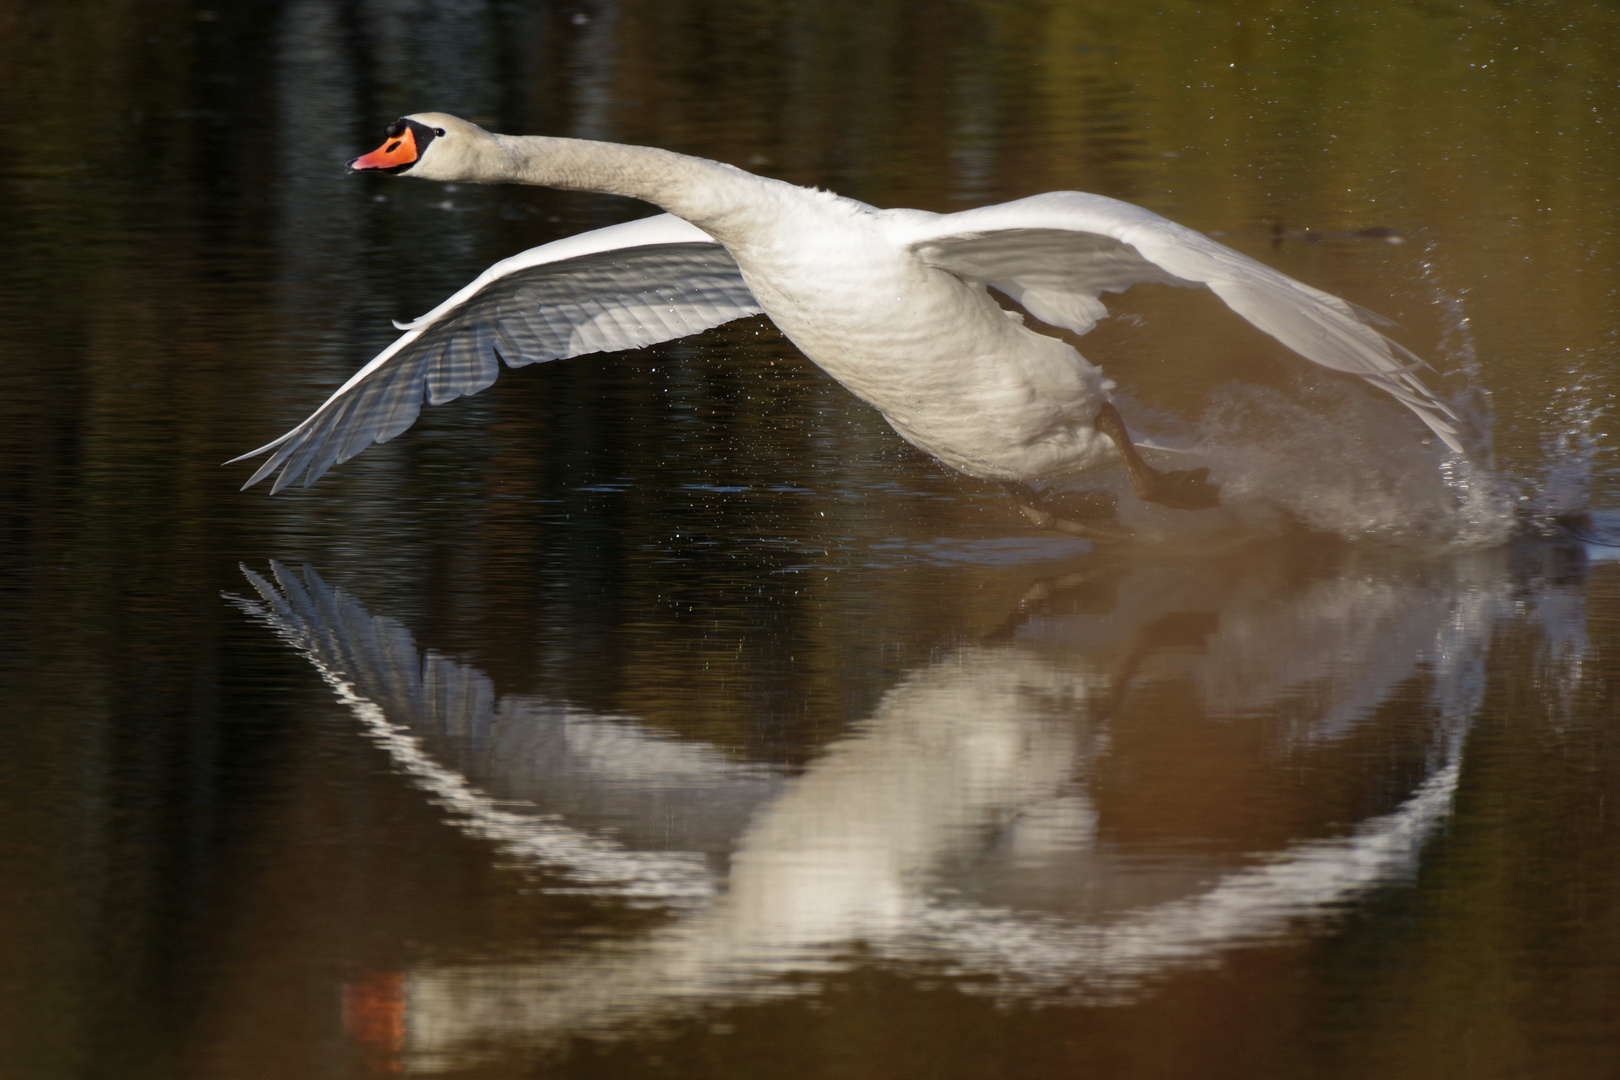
[346,113,494,181]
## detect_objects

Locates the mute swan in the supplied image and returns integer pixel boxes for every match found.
[231,114,1462,539]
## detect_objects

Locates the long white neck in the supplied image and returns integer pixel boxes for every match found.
[479,134,781,237]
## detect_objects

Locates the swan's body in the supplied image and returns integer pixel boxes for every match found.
[233,114,1462,520]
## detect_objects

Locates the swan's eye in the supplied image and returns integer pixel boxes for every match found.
[433,127,446,136]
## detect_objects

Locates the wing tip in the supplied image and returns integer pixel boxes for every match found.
[1434,423,1467,455]
[223,436,289,467]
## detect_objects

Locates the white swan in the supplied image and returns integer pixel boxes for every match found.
[231,113,1462,537]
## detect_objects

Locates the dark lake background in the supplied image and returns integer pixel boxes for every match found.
[2,1,1618,1078]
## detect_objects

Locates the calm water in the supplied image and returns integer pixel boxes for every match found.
[2,1,1619,1078]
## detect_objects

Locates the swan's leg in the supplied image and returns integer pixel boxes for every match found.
[1094,402,1220,511]
[1004,483,1133,542]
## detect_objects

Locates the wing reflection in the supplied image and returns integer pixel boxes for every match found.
[232,544,1591,1070]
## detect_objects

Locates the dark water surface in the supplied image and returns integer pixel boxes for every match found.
[3,2,1619,1078]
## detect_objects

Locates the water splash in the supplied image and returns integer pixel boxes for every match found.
[1097,266,1576,551]
[1521,376,1609,534]
[1092,375,1516,550]
[1414,252,1609,541]
[1187,378,1515,549]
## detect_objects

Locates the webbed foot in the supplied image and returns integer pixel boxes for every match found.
[1094,402,1221,511]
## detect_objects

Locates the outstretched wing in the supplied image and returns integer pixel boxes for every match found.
[890,192,1463,453]
[231,214,762,492]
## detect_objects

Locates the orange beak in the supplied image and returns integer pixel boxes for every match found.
[348,126,419,172]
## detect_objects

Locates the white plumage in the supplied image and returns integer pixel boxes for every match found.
[232,113,1461,505]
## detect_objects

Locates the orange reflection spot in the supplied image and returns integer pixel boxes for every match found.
[344,970,405,1071]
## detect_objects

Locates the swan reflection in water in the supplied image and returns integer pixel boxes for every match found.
[232,541,1597,1070]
